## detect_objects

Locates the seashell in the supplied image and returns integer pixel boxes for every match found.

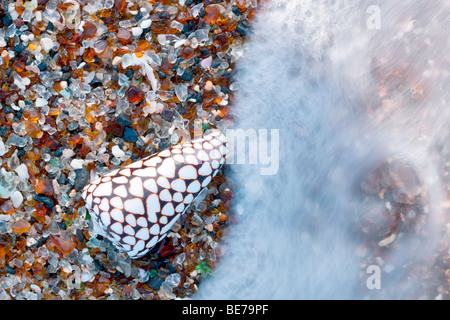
[82,131,229,259]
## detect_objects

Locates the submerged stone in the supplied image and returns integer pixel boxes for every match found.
[122,126,138,143]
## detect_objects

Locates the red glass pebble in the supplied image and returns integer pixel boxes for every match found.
[125,86,145,103]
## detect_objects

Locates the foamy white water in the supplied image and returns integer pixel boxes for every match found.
[195,0,450,299]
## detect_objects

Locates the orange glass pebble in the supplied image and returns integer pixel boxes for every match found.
[0,241,11,259]
[33,20,46,32]
[221,19,238,32]
[125,86,145,103]
[71,68,84,79]
[247,9,256,20]
[48,107,61,116]
[83,48,97,63]
[82,22,97,39]
[134,50,144,58]
[56,30,74,45]
[56,2,72,10]
[68,133,81,148]
[151,21,168,34]
[236,0,247,11]
[85,106,96,124]
[1,51,9,68]
[160,78,171,90]
[26,161,40,177]
[40,133,61,150]
[14,238,27,251]
[25,120,43,138]
[205,5,221,25]
[56,51,70,67]
[78,144,91,158]
[31,261,44,275]
[15,0,25,15]
[12,219,32,234]
[70,33,82,45]
[84,129,100,140]
[97,8,112,19]
[35,178,54,196]
[49,235,77,256]
[33,203,48,223]
[23,110,40,122]
[116,47,130,56]
[114,0,127,12]
[214,32,229,46]
[28,40,40,51]
[180,46,195,59]
[134,39,151,58]
[53,81,63,93]
[96,283,108,294]
[160,57,173,73]
[13,60,25,72]
[28,149,40,162]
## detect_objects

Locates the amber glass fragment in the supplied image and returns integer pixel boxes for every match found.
[48,107,61,116]
[236,0,247,11]
[23,110,40,122]
[159,242,177,256]
[53,81,63,93]
[0,240,11,259]
[84,129,99,140]
[1,51,9,68]
[160,57,173,73]
[134,39,151,58]
[35,178,54,196]
[85,106,96,124]
[49,235,77,256]
[13,60,25,72]
[57,2,72,10]
[160,78,171,90]
[205,5,221,25]
[151,21,167,34]
[83,48,97,63]
[72,31,82,42]
[78,145,91,157]
[12,220,31,234]
[33,20,46,33]
[125,86,145,103]
[180,46,195,60]
[25,121,43,138]
[40,134,61,150]
[31,261,44,275]
[114,0,127,12]
[56,29,74,45]
[68,133,83,148]
[15,0,25,15]
[28,40,40,51]
[33,203,48,223]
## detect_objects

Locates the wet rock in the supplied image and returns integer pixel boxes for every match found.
[74,168,89,191]
[122,126,138,143]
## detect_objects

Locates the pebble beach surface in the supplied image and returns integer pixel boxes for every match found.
[0,0,261,300]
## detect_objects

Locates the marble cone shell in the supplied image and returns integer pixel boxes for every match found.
[82,131,229,259]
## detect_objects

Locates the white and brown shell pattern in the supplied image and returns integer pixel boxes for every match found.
[81,131,229,259]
